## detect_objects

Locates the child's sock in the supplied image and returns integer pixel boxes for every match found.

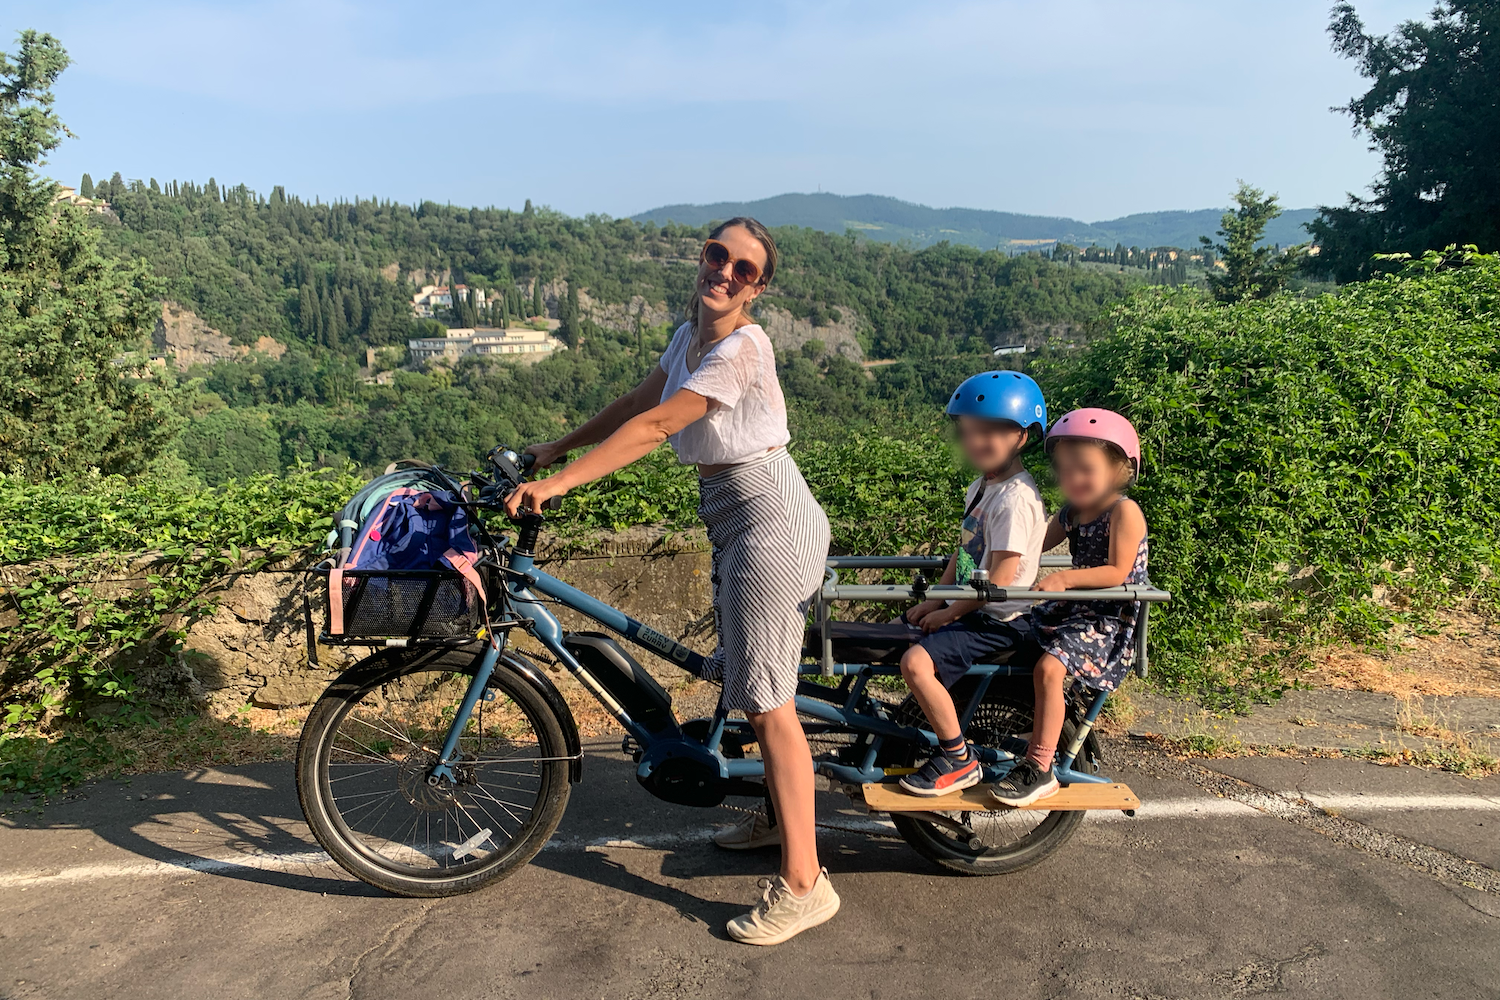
[1025,740,1056,771]
[938,735,970,760]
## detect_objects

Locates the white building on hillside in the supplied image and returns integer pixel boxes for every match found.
[409,325,562,364]
[412,284,487,318]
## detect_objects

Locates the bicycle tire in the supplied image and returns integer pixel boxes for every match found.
[296,646,571,897]
[885,690,1090,876]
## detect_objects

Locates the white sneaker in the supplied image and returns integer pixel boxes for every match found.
[726,869,840,946]
[712,809,782,850]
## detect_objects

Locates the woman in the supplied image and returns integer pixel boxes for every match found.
[506,218,836,946]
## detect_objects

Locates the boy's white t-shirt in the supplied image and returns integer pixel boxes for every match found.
[954,470,1047,621]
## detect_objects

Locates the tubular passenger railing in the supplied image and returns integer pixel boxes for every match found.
[815,555,1171,678]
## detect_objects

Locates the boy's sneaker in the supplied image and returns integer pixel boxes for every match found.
[988,759,1060,807]
[713,808,781,850]
[726,869,840,946]
[898,748,983,797]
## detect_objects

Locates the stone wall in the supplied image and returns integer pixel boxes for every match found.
[164,530,718,711]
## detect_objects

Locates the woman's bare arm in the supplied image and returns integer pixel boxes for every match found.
[505,388,710,515]
[526,366,669,466]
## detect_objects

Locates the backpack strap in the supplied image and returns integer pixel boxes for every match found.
[327,567,346,635]
[963,481,989,521]
[442,549,487,601]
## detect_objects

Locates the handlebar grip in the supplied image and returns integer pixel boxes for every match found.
[542,495,562,511]
[521,453,537,471]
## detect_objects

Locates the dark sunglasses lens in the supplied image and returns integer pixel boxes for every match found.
[702,241,730,266]
[732,260,761,284]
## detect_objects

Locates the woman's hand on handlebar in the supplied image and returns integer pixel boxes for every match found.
[504,476,568,519]
[522,441,567,469]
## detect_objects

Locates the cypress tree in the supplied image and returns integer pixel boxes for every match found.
[78,172,93,198]
[300,283,320,342]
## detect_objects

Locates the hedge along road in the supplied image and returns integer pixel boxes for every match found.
[2,739,1497,1000]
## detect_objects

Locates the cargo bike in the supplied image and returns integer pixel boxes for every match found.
[294,448,1171,896]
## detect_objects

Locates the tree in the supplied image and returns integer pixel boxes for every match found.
[0,30,182,478]
[1309,2,1500,281]
[1199,183,1305,303]
[531,275,544,318]
[556,280,581,347]
[78,171,92,198]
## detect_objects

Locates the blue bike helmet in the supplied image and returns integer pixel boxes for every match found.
[946,371,1048,434]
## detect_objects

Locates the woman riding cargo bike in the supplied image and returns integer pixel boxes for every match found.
[294,219,1170,946]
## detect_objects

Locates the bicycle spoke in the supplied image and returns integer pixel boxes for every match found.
[317,664,561,877]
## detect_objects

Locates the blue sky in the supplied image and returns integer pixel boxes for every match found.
[11,1,1427,220]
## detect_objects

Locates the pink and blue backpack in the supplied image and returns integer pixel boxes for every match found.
[317,463,486,641]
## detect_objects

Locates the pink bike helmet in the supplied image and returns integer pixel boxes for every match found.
[1046,408,1141,479]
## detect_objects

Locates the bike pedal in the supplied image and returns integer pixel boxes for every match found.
[621,735,643,760]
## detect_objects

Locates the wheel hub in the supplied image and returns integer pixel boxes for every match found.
[397,751,457,811]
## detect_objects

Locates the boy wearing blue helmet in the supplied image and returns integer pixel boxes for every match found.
[897,371,1049,796]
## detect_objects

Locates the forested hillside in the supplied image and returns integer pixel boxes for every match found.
[74,174,1150,482]
[89,175,1143,360]
[634,192,1320,252]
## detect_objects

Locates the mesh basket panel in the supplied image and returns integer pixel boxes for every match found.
[334,573,479,638]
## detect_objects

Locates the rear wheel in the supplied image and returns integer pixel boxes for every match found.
[885,686,1091,876]
[296,646,572,897]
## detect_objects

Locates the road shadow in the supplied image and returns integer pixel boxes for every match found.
[2,762,381,896]
[4,740,952,904]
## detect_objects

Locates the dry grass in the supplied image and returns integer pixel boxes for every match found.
[1305,608,1500,699]
[112,707,304,775]
[1147,731,1499,778]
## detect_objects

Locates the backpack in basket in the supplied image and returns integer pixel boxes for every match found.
[319,465,487,641]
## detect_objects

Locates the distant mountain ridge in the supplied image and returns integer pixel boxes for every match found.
[632,192,1318,251]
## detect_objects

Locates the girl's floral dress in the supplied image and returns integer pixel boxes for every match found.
[1029,502,1149,692]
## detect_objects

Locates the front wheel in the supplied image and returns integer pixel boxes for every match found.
[296,646,572,897]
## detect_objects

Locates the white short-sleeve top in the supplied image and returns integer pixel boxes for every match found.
[658,321,790,465]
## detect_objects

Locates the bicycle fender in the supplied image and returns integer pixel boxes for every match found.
[500,651,584,783]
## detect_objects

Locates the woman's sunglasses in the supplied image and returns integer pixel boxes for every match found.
[700,239,765,286]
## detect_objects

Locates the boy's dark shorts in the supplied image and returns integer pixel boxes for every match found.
[916,614,1036,687]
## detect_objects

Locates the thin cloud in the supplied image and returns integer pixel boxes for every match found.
[14,0,1431,218]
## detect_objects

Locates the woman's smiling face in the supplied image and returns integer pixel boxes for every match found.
[697,224,768,321]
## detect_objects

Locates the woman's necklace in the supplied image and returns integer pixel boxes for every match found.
[688,329,718,366]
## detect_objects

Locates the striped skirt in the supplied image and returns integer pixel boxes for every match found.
[698,448,830,713]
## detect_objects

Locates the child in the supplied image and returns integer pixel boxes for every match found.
[897,372,1049,796]
[989,407,1150,807]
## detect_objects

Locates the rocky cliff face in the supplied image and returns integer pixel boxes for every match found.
[754,305,865,360]
[152,302,286,371]
[559,282,866,362]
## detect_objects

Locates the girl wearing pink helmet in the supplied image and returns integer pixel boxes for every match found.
[989,408,1150,807]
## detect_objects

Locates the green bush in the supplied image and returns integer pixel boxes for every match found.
[1041,250,1500,703]
[4,253,1497,722]
[0,467,362,725]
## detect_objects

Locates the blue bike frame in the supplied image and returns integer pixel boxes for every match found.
[428,545,1144,791]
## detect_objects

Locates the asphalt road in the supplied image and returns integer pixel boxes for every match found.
[2,740,1498,1000]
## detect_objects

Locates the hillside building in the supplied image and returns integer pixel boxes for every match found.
[412,284,487,318]
[408,325,563,364]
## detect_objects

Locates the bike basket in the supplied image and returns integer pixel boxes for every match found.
[312,565,483,643]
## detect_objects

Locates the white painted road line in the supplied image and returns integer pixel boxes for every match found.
[0,851,334,889]
[1303,793,1500,812]
[1,792,1494,889]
